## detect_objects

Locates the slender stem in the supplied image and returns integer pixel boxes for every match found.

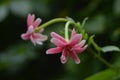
[64,21,75,42]
[34,18,68,32]
[89,37,101,56]
[65,21,71,41]
[91,39,101,52]
[89,48,119,72]
[89,38,120,73]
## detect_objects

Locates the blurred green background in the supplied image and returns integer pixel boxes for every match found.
[0,0,120,80]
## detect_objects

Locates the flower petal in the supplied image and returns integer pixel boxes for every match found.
[60,48,68,64]
[46,47,62,54]
[51,38,66,47]
[21,33,30,40]
[27,14,35,27]
[33,33,48,41]
[30,33,47,45]
[70,51,80,64]
[36,41,43,45]
[27,25,34,33]
[72,40,86,48]
[78,40,86,47]
[69,34,82,46]
[51,32,66,43]
[73,45,88,53]
[33,18,41,29]
[30,35,36,46]
[35,36,48,45]
[70,29,76,38]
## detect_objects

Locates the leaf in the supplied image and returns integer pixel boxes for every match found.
[101,46,120,53]
[84,69,118,80]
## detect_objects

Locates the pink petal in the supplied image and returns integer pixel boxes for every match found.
[73,45,88,53]
[30,35,36,46]
[60,48,68,64]
[32,18,41,29]
[69,34,82,46]
[27,14,35,27]
[30,33,47,45]
[33,33,48,41]
[78,40,86,47]
[51,38,66,47]
[70,51,80,64]
[21,33,30,40]
[51,32,66,43]
[36,41,43,45]
[27,25,34,33]
[70,29,76,38]
[46,47,63,54]
[72,40,86,48]
[35,35,48,45]
[37,34,48,41]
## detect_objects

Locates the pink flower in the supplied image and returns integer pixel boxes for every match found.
[46,29,88,64]
[21,14,47,45]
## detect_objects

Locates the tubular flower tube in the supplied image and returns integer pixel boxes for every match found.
[21,14,47,45]
[46,29,88,64]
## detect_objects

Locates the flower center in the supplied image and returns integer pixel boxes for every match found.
[65,45,72,53]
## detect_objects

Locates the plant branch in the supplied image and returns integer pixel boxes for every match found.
[35,18,68,32]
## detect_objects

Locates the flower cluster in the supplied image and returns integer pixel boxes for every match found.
[21,14,47,45]
[21,14,88,64]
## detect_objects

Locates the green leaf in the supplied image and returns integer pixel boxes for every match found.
[101,46,120,53]
[84,69,118,80]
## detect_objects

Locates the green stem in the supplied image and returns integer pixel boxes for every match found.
[88,37,119,72]
[89,48,119,72]
[88,37,120,73]
[65,21,75,42]
[91,39,101,55]
[91,39,101,51]
[35,18,68,32]
[81,17,88,28]
[88,36,101,56]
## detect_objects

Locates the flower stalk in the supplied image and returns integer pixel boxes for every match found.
[89,47,119,73]
[35,18,68,32]
[64,21,75,42]
[88,38,119,73]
